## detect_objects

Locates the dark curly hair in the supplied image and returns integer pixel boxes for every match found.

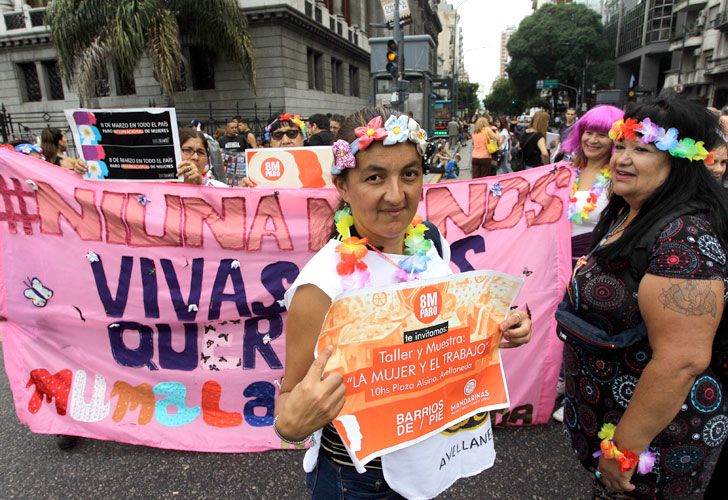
[593,98,728,263]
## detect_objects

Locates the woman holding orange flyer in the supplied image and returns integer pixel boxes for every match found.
[275,107,533,499]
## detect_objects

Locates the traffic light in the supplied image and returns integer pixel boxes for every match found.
[386,39,398,77]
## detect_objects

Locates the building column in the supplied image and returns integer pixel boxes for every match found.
[639,54,661,95]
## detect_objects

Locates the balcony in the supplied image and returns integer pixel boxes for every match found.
[681,68,707,86]
[673,0,708,13]
[670,32,704,51]
[706,56,728,75]
[714,12,728,32]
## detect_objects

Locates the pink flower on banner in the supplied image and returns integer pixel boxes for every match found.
[72,111,96,126]
[82,145,106,161]
[354,116,386,150]
[637,118,660,144]
[332,139,356,175]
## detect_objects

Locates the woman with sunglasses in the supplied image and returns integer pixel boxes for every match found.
[266,112,306,147]
[176,128,227,186]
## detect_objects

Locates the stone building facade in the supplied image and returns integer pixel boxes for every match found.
[663,0,728,108]
[0,0,390,141]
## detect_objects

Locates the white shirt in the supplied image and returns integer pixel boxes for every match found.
[284,235,497,499]
[570,188,609,237]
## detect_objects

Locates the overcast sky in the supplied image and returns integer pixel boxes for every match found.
[448,0,533,96]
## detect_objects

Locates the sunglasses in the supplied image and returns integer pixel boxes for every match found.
[271,129,301,141]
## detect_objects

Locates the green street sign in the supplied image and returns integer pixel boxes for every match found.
[543,79,559,89]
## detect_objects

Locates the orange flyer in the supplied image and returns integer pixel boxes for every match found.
[245,146,333,188]
[316,270,523,468]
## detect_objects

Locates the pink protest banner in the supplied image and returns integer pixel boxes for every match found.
[0,149,571,452]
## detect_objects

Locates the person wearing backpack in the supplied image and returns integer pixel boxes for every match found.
[558,99,728,498]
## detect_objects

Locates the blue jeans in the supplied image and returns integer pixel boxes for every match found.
[306,454,405,499]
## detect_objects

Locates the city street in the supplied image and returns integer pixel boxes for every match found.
[0,137,598,500]
[0,338,591,500]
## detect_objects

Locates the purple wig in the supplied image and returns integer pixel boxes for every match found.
[561,105,624,160]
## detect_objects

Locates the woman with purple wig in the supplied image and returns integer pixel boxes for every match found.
[561,105,624,261]
[553,105,624,424]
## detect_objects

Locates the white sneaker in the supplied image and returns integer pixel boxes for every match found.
[552,406,564,423]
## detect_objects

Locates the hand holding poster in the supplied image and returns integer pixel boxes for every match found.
[65,108,181,181]
[317,270,522,469]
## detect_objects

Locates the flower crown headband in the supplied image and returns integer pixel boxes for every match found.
[332,115,427,176]
[264,112,307,142]
[608,117,710,162]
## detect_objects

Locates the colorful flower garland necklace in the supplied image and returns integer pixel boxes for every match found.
[608,117,709,162]
[334,207,433,291]
[567,167,612,224]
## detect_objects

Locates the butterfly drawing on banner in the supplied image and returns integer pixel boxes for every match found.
[23,277,54,307]
[522,267,533,277]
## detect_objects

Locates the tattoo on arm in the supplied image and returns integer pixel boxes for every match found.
[658,280,718,318]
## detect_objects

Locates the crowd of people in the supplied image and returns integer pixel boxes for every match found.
[2,96,728,499]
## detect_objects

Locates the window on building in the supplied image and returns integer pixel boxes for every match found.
[189,46,215,90]
[305,1,313,17]
[18,62,41,102]
[342,0,351,25]
[331,58,344,94]
[95,64,110,97]
[41,60,64,100]
[114,65,136,96]
[29,10,45,27]
[349,65,359,97]
[4,12,25,30]
[307,48,324,91]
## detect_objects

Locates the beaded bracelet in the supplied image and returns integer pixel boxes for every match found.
[592,423,656,474]
[273,415,311,446]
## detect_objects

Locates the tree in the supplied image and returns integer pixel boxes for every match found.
[47,0,256,101]
[483,78,518,116]
[457,81,480,116]
[506,3,612,106]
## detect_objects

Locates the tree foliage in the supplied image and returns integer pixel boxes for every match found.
[457,81,480,115]
[483,78,518,116]
[46,0,256,101]
[506,3,611,104]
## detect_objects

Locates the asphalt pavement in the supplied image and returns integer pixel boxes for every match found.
[0,146,592,499]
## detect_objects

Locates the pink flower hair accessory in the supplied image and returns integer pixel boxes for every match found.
[353,116,387,150]
[332,140,356,175]
[331,114,428,177]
